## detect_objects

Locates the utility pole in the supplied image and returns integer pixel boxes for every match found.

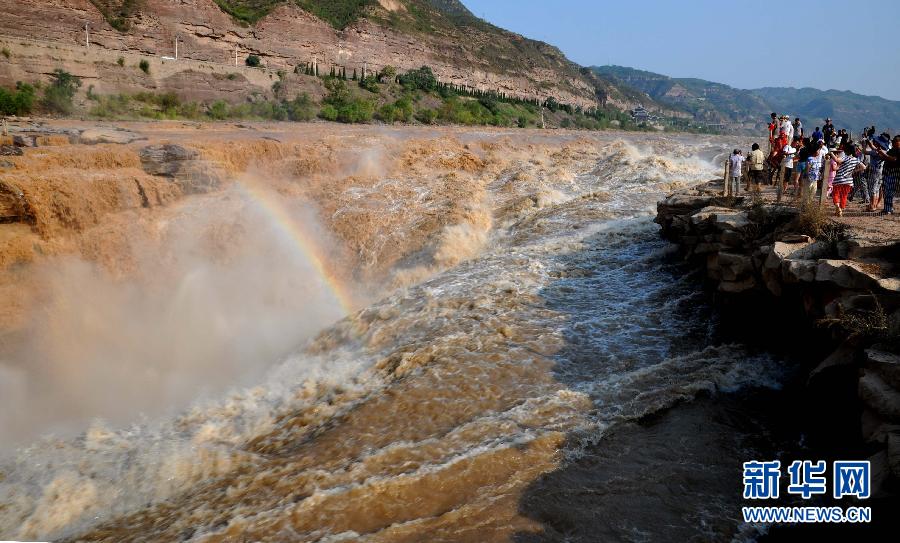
[174,35,179,60]
[234,44,238,66]
[363,61,367,79]
[84,23,89,48]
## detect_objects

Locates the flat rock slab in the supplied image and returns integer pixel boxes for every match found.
[79,128,145,145]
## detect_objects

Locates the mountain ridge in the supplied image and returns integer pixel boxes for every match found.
[592,64,900,134]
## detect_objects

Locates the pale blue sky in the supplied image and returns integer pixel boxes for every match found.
[461,0,900,101]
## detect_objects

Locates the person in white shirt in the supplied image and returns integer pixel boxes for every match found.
[777,140,797,202]
[728,149,744,196]
[780,115,794,142]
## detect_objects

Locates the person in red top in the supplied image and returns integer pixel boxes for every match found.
[767,113,779,152]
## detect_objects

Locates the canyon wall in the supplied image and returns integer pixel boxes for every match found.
[0,0,611,110]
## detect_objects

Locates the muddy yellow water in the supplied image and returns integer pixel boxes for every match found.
[0,126,785,542]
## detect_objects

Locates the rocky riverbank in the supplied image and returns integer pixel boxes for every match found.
[656,180,900,499]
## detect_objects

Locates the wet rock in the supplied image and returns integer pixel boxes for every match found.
[859,372,900,420]
[0,180,28,222]
[79,128,144,145]
[139,144,199,176]
[139,145,221,195]
[175,161,224,195]
[12,135,33,147]
[0,145,23,156]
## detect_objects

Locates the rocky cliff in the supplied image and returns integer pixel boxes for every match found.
[657,181,900,498]
[0,0,663,112]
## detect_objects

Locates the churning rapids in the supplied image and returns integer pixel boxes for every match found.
[0,128,789,542]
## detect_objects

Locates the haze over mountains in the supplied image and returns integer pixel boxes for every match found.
[592,65,900,134]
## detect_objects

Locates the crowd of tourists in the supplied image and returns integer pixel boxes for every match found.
[727,113,899,217]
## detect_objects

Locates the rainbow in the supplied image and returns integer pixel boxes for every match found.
[232,179,358,318]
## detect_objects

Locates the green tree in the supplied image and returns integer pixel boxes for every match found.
[42,69,81,114]
[377,65,396,83]
[138,59,150,74]
[398,66,437,92]
[207,100,228,120]
[245,55,261,67]
[0,82,36,116]
[284,93,314,121]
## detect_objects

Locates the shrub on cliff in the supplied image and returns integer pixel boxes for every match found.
[398,66,437,92]
[207,100,229,120]
[245,55,261,68]
[377,65,397,83]
[415,108,437,124]
[319,104,338,122]
[284,93,315,121]
[139,59,150,74]
[0,82,36,116]
[358,76,379,93]
[41,69,81,115]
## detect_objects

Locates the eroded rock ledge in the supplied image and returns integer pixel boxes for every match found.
[656,180,900,494]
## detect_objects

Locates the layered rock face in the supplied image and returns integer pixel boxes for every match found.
[657,181,900,494]
[0,0,605,109]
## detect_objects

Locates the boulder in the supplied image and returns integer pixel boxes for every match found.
[782,259,817,283]
[690,206,749,231]
[174,161,224,195]
[139,145,222,195]
[866,349,900,391]
[815,260,882,290]
[717,252,753,281]
[838,238,899,260]
[139,144,200,176]
[859,372,900,420]
[12,135,33,147]
[79,128,144,145]
[764,241,813,270]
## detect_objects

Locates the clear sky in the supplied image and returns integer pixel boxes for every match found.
[461,0,900,101]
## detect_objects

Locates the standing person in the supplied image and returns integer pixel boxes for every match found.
[829,142,865,217]
[862,134,889,211]
[777,137,797,202]
[767,113,779,152]
[728,149,744,197]
[871,134,900,215]
[823,118,836,146]
[850,144,866,205]
[748,142,765,192]
[811,126,823,141]
[791,137,812,196]
[780,115,795,142]
[803,140,827,202]
[793,117,803,139]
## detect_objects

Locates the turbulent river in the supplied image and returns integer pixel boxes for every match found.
[0,129,794,541]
